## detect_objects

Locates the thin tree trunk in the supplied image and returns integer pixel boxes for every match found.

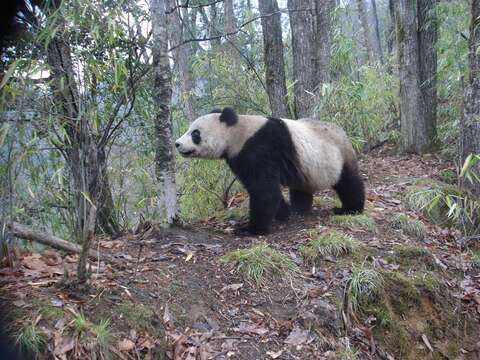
[460,0,480,196]
[315,0,335,88]
[167,0,197,122]
[356,0,376,62]
[393,0,434,153]
[151,0,178,226]
[288,0,317,118]
[387,0,395,54]
[259,0,290,118]
[370,0,384,63]
[46,36,118,238]
[418,0,438,141]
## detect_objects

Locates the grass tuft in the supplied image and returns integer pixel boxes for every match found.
[391,213,426,240]
[73,312,88,334]
[331,214,377,232]
[92,319,113,354]
[345,265,383,313]
[472,251,480,268]
[300,231,359,261]
[221,244,298,285]
[16,322,45,355]
[34,302,64,321]
[117,303,154,330]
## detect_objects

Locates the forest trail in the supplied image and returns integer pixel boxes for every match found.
[1,147,480,360]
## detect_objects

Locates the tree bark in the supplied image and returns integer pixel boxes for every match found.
[417,0,438,141]
[460,0,480,196]
[8,222,115,263]
[151,0,179,226]
[315,0,335,88]
[259,0,290,118]
[393,0,435,153]
[167,0,197,122]
[288,0,317,118]
[46,36,119,237]
[356,0,376,62]
[370,0,384,63]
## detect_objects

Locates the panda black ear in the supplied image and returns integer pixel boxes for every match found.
[219,107,238,127]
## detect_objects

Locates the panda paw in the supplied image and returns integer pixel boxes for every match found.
[234,225,269,236]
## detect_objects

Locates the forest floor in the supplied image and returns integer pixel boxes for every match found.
[1,145,480,360]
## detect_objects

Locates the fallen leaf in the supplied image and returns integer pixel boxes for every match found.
[284,327,311,346]
[54,336,75,355]
[233,322,268,336]
[118,338,135,352]
[422,334,434,352]
[266,349,283,359]
[221,283,243,292]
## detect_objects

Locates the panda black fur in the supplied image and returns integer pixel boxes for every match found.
[175,108,365,235]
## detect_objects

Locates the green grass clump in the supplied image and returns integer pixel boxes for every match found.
[345,265,384,313]
[221,244,298,285]
[117,303,154,330]
[472,251,480,268]
[35,302,64,321]
[331,214,377,232]
[73,312,89,334]
[92,319,113,355]
[300,231,359,261]
[391,213,426,240]
[16,322,45,355]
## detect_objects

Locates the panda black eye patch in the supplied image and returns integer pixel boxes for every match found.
[191,129,201,144]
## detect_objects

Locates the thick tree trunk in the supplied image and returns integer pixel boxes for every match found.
[356,0,376,62]
[151,0,178,226]
[417,0,438,141]
[315,0,335,87]
[370,0,384,63]
[259,0,290,118]
[167,0,197,122]
[460,0,480,196]
[393,0,435,153]
[288,0,317,118]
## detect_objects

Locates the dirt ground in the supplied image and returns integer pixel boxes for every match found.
[1,146,480,359]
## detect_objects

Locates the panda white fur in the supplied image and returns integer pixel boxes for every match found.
[175,108,365,235]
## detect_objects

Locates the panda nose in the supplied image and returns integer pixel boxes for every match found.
[175,142,180,148]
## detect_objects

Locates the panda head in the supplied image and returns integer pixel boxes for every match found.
[175,107,238,159]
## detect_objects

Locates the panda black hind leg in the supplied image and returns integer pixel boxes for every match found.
[333,161,365,214]
[290,189,313,214]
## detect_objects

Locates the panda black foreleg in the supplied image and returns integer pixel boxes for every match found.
[247,185,283,235]
[333,162,365,214]
[275,197,290,221]
[290,189,313,214]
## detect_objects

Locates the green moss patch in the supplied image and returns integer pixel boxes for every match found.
[392,245,436,270]
[391,213,427,240]
[117,303,154,330]
[300,230,359,262]
[221,244,298,285]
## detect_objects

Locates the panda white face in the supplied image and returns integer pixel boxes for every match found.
[175,114,229,159]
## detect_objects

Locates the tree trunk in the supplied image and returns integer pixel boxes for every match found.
[167,0,197,122]
[417,0,438,141]
[151,0,178,226]
[393,0,435,153]
[356,0,376,62]
[288,0,317,118]
[387,0,395,54]
[259,0,290,118]
[46,36,118,237]
[460,0,480,196]
[370,0,384,63]
[315,0,335,88]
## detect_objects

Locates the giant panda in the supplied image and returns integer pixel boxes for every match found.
[175,108,365,235]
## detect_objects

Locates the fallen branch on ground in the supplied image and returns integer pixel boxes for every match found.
[7,222,114,263]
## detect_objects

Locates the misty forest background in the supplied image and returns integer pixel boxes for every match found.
[0,0,479,282]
